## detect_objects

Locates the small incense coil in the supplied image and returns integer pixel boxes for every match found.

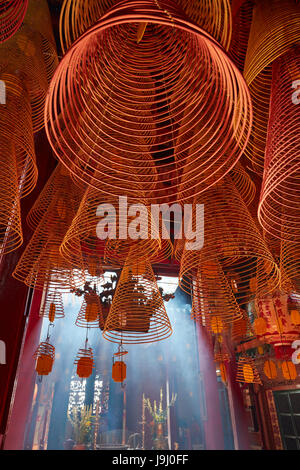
[13,168,85,291]
[280,239,300,292]
[236,355,262,385]
[45,0,252,205]
[179,176,280,306]
[0,0,28,43]
[75,292,104,329]
[0,0,58,132]
[59,0,232,53]
[258,49,300,244]
[39,290,65,321]
[190,259,244,326]
[243,0,300,173]
[60,186,162,269]
[103,252,172,344]
[34,340,55,376]
[74,347,94,378]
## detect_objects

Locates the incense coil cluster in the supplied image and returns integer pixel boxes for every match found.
[45,0,252,205]
[13,166,85,290]
[0,73,36,255]
[179,176,280,305]
[60,0,232,52]
[74,347,94,378]
[230,161,256,206]
[75,292,104,329]
[60,187,162,268]
[40,290,65,321]
[34,341,55,376]
[0,0,28,43]
[0,0,58,132]
[258,49,300,244]
[236,355,262,385]
[103,253,172,344]
[243,0,300,173]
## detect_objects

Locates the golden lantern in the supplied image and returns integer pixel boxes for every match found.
[34,341,55,376]
[39,290,65,322]
[103,253,172,344]
[263,360,278,380]
[281,361,298,381]
[74,347,94,379]
[254,291,300,360]
[236,356,262,385]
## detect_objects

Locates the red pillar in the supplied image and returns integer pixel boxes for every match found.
[196,323,225,450]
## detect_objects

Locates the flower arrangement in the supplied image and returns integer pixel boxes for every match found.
[67,404,94,446]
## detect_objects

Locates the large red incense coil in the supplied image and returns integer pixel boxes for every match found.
[258,49,300,244]
[231,308,254,343]
[34,340,55,376]
[243,0,300,173]
[0,0,58,133]
[12,167,85,291]
[103,252,172,344]
[179,176,280,306]
[45,0,252,205]
[236,355,262,385]
[75,292,104,329]
[39,289,65,321]
[74,347,94,378]
[60,186,162,269]
[59,0,232,53]
[190,258,244,327]
[0,0,28,43]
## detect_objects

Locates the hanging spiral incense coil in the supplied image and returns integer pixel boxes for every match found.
[243,0,300,173]
[190,258,243,326]
[258,49,300,244]
[13,167,85,291]
[280,239,300,292]
[0,0,28,43]
[230,160,256,206]
[229,0,254,72]
[0,0,58,133]
[75,292,104,329]
[40,290,65,321]
[45,0,252,205]
[0,73,36,198]
[231,308,254,343]
[179,176,280,306]
[103,252,172,344]
[60,185,161,269]
[74,347,94,378]
[0,74,36,255]
[236,355,262,385]
[59,0,232,53]
[34,340,55,376]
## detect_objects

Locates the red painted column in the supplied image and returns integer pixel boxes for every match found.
[3,288,43,450]
[195,323,225,450]
[225,353,251,450]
